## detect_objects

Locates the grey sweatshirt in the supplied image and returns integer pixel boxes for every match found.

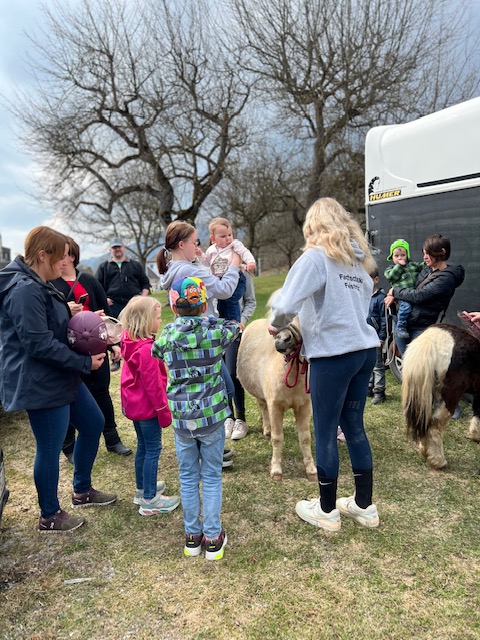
[270,245,379,359]
[160,260,240,317]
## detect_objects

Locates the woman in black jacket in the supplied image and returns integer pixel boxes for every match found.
[0,226,116,533]
[51,237,132,458]
[385,234,465,355]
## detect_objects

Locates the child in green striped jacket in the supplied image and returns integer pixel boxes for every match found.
[152,276,241,561]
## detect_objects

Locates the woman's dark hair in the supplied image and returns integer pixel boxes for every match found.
[66,236,80,268]
[156,221,196,274]
[423,234,451,261]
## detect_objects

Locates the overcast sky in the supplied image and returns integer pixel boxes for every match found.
[0,1,48,257]
[0,0,106,259]
[1,0,479,260]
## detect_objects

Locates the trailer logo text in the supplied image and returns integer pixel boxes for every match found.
[369,189,402,202]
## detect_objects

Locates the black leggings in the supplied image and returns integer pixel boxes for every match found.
[310,348,376,478]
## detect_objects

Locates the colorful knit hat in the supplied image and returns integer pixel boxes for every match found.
[169,277,208,309]
[387,238,410,261]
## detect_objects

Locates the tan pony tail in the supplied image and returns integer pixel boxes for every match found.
[401,327,453,441]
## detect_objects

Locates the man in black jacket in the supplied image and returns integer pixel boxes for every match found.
[96,238,150,371]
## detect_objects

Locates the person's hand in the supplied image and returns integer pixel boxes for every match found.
[111,345,121,362]
[246,262,256,274]
[384,294,395,309]
[107,298,114,306]
[230,252,241,267]
[467,312,480,323]
[90,353,106,370]
[68,301,83,316]
[396,257,407,266]
[267,324,278,336]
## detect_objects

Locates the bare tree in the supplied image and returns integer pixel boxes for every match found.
[11,0,251,254]
[210,149,308,268]
[229,0,480,210]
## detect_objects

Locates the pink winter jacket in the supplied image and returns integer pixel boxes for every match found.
[120,333,172,427]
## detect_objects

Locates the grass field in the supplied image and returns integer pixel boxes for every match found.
[1,272,480,640]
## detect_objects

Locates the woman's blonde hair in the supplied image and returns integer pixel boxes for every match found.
[119,296,160,340]
[302,197,375,273]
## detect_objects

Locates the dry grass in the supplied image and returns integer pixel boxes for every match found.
[1,273,480,639]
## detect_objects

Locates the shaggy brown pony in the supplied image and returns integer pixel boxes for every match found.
[402,324,480,469]
[236,318,316,481]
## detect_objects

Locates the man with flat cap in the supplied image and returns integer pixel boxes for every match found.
[96,238,150,372]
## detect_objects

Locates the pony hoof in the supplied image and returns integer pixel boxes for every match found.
[429,460,448,470]
[271,472,283,482]
[307,472,318,482]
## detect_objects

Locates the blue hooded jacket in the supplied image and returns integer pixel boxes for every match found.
[0,257,91,411]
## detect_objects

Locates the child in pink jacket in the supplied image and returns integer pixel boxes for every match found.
[119,296,180,516]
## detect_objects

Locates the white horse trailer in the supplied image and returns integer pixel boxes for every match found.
[365,97,480,325]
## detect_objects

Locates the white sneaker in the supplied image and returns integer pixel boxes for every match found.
[336,496,380,528]
[295,498,341,532]
[224,418,235,439]
[231,419,248,440]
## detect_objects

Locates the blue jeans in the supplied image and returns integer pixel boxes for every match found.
[310,348,376,478]
[396,300,412,330]
[395,325,427,356]
[133,418,162,500]
[217,272,246,322]
[27,382,105,518]
[174,424,225,539]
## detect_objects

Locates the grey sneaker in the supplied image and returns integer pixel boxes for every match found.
[295,498,341,532]
[336,496,380,528]
[39,509,85,533]
[138,493,180,516]
[224,418,235,439]
[133,481,166,505]
[72,487,117,508]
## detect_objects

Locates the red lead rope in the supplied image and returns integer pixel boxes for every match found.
[283,343,310,394]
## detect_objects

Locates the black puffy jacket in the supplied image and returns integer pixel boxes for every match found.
[393,264,465,330]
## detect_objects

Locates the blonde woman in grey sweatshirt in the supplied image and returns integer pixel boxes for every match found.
[268,197,380,533]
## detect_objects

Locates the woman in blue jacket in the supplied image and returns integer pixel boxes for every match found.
[0,226,116,533]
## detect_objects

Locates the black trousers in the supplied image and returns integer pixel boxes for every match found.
[62,356,120,454]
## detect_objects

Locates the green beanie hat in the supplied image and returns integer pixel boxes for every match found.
[388,238,410,261]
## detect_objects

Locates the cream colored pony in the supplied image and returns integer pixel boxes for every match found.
[236,318,316,481]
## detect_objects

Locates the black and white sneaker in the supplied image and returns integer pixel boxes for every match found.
[184,533,204,557]
[205,530,227,560]
[222,449,234,468]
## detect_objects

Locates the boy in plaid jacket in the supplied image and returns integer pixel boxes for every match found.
[152,276,241,561]
[384,239,423,339]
